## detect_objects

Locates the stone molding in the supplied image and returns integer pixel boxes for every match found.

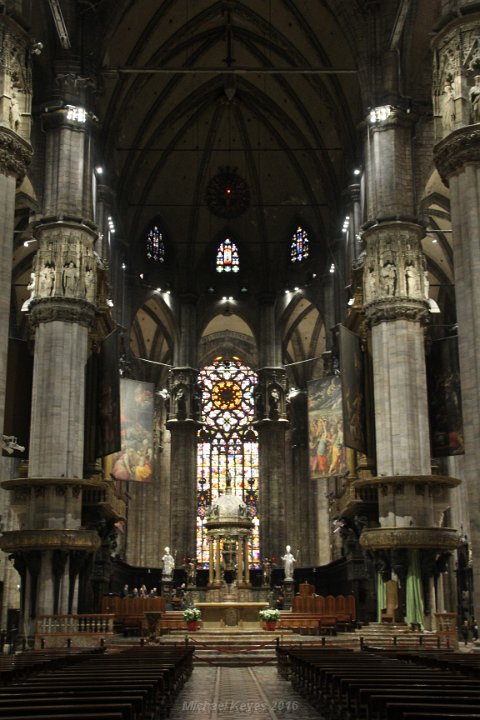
[434,124,480,183]
[0,529,101,553]
[360,526,460,550]
[29,297,95,328]
[366,106,416,132]
[41,107,98,133]
[364,296,429,325]
[0,126,31,180]
[353,473,461,490]
[2,477,101,491]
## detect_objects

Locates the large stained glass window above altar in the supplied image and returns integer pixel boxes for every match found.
[197,356,259,566]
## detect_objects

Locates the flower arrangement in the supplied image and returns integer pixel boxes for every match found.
[183,607,201,621]
[259,608,280,622]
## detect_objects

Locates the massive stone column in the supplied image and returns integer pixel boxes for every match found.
[0,77,101,635]
[255,295,289,561]
[358,106,459,624]
[166,295,199,560]
[0,14,33,630]
[432,11,480,617]
[0,17,32,440]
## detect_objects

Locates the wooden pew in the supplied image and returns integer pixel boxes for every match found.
[403,714,480,720]
[345,679,480,718]
[0,699,136,719]
[280,644,480,720]
[385,702,480,720]
[7,646,193,718]
[0,689,149,717]
[366,691,480,720]
[0,714,124,720]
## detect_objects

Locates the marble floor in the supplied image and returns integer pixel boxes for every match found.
[169,666,326,720]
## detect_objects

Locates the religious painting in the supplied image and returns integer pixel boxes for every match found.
[427,335,464,456]
[110,379,154,482]
[339,325,366,453]
[95,329,121,459]
[307,376,347,479]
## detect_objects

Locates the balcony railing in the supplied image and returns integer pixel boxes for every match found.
[36,613,114,635]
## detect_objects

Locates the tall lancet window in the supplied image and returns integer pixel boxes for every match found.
[290,225,309,263]
[196,356,259,566]
[146,225,165,263]
[216,238,239,272]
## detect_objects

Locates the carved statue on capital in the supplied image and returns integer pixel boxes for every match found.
[255,370,288,422]
[167,369,200,423]
[268,385,281,419]
[432,18,480,135]
[29,227,98,306]
[363,225,429,311]
[470,75,480,124]
[441,77,456,134]
[380,261,397,296]
[174,385,187,420]
[0,23,32,144]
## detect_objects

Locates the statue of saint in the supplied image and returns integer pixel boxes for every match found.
[365,267,376,301]
[9,89,20,132]
[442,80,455,134]
[21,272,36,312]
[262,558,273,585]
[269,387,280,418]
[162,546,175,580]
[381,262,396,296]
[423,270,430,299]
[175,387,186,419]
[84,267,95,303]
[281,544,296,580]
[39,263,55,296]
[62,261,78,296]
[470,75,480,124]
[405,264,420,297]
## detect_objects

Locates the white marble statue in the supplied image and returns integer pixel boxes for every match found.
[21,272,35,312]
[442,80,455,134]
[281,544,296,580]
[162,546,175,580]
[405,264,420,297]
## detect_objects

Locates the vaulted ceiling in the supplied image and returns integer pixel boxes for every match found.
[12,0,452,383]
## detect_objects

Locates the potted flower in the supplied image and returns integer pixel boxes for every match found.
[183,607,201,631]
[259,608,280,630]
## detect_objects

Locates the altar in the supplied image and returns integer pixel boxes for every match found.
[196,602,268,629]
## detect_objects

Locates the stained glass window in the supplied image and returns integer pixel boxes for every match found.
[196,356,259,567]
[290,226,309,263]
[146,225,165,263]
[216,238,240,273]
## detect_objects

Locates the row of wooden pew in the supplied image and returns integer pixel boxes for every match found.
[277,646,480,719]
[0,647,106,683]
[0,644,193,719]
